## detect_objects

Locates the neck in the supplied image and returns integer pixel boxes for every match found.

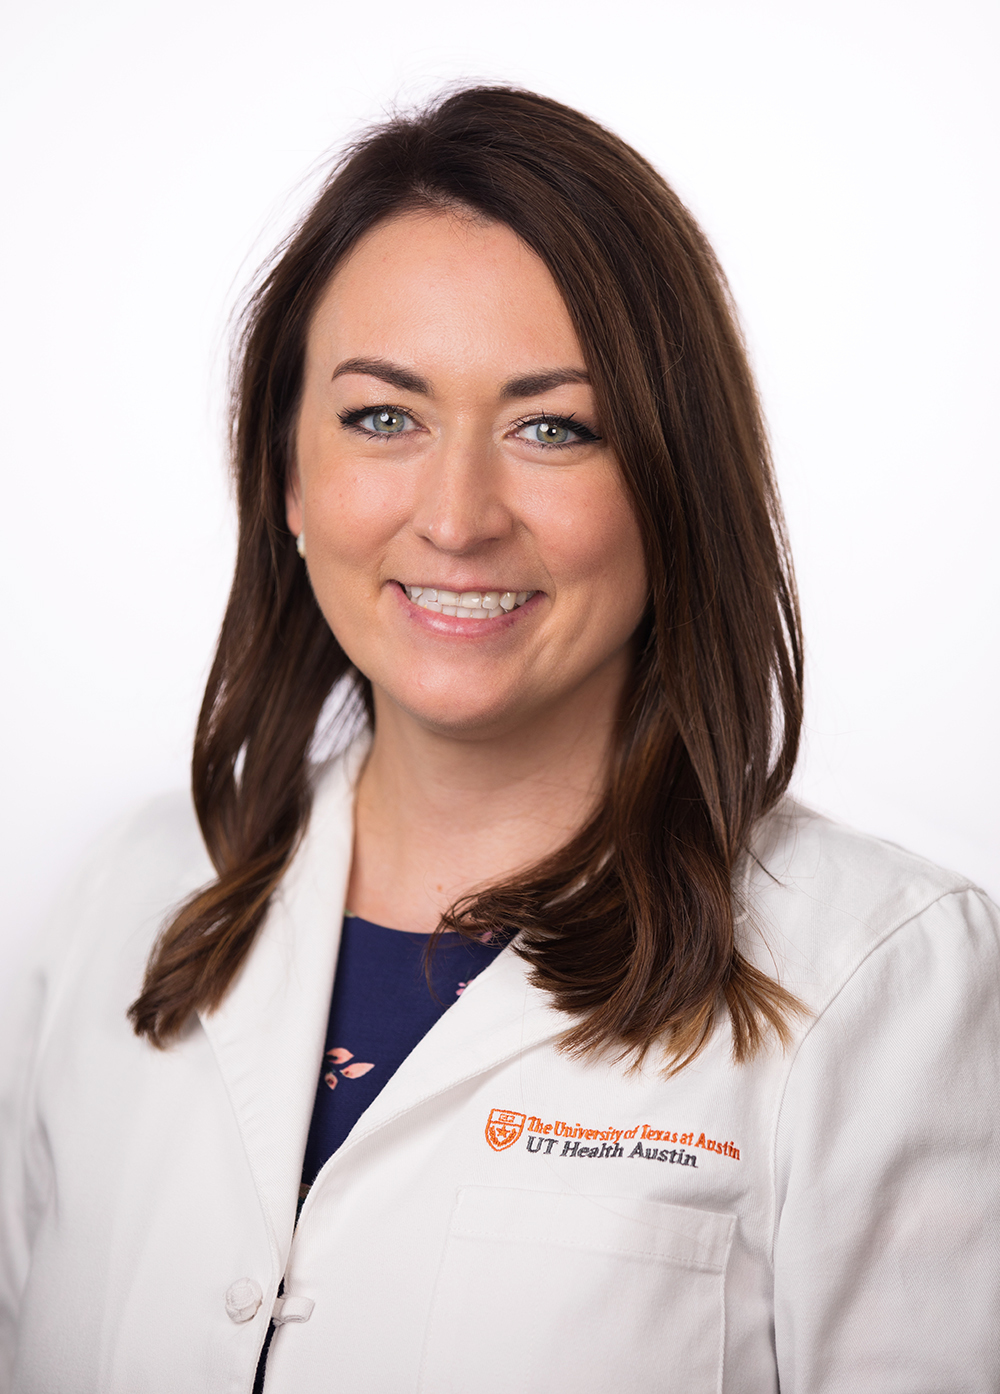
[347,661,626,933]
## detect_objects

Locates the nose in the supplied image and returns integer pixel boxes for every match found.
[410,439,513,554]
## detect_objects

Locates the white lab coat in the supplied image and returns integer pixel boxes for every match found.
[1,743,998,1393]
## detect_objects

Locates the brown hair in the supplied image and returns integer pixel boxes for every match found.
[129,86,804,1066]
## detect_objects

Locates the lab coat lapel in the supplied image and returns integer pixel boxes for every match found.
[199,735,565,1221]
[336,938,565,1155]
[197,748,360,1262]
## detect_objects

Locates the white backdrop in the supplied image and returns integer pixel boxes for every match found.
[2,0,997,977]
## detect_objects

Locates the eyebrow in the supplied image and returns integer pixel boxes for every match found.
[330,357,590,401]
[331,357,430,395]
[499,368,590,399]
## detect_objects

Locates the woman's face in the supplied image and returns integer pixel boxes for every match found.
[289,209,648,740]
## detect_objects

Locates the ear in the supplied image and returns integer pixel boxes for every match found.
[285,460,303,538]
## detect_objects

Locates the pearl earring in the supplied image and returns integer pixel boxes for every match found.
[296,532,306,558]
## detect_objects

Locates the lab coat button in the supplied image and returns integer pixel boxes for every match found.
[272,1295,315,1325]
[225,1278,263,1323]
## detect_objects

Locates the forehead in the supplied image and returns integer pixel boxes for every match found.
[305,210,585,382]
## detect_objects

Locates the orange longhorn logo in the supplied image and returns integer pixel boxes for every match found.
[485,1108,527,1151]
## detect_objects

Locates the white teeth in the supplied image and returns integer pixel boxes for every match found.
[403,584,535,620]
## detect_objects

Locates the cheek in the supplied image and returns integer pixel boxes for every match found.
[307,460,407,575]
[527,473,647,614]
[295,398,410,569]
[296,450,411,656]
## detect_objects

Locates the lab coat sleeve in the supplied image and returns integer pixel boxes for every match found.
[0,940,48,1394]
[0,819,140,1394]
[772,887,1000,1393]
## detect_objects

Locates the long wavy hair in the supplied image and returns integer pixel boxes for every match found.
[129,86,804,1067]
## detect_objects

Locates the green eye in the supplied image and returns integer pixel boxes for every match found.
[513,415,599,448]
[533,421,570,445]
[367,408,408,434]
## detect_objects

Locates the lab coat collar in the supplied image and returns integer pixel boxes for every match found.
[196,739,565,1260]
[196,744,363,1269]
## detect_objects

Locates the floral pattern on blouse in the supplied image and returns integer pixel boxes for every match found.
[323,1047,375,1089]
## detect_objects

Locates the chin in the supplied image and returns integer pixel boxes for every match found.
[380,680,532,739]
[410,702,522,739]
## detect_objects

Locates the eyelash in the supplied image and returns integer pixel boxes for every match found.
[510,413,602,447]
[337,405,602,447]
[337,405,407,433]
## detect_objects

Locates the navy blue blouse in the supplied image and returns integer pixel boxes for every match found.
[300,915,506,1186]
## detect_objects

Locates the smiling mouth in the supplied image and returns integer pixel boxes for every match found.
[400,584,536,619]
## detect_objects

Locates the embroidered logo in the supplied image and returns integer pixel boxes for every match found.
[485,1108,527,1151]
[484,1109,742,1164]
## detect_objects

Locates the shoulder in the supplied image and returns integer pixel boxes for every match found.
[15,790,213,1005]
[741,798,998,1011]
[0,790,215,1112]
[29,739,365,987]
[71,788,212,926]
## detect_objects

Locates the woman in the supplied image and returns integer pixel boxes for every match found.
[1,87,996,1393]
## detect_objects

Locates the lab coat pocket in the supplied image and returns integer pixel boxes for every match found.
[418,1185,735,1393]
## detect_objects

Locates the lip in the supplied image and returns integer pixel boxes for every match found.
[390,580,543,635]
